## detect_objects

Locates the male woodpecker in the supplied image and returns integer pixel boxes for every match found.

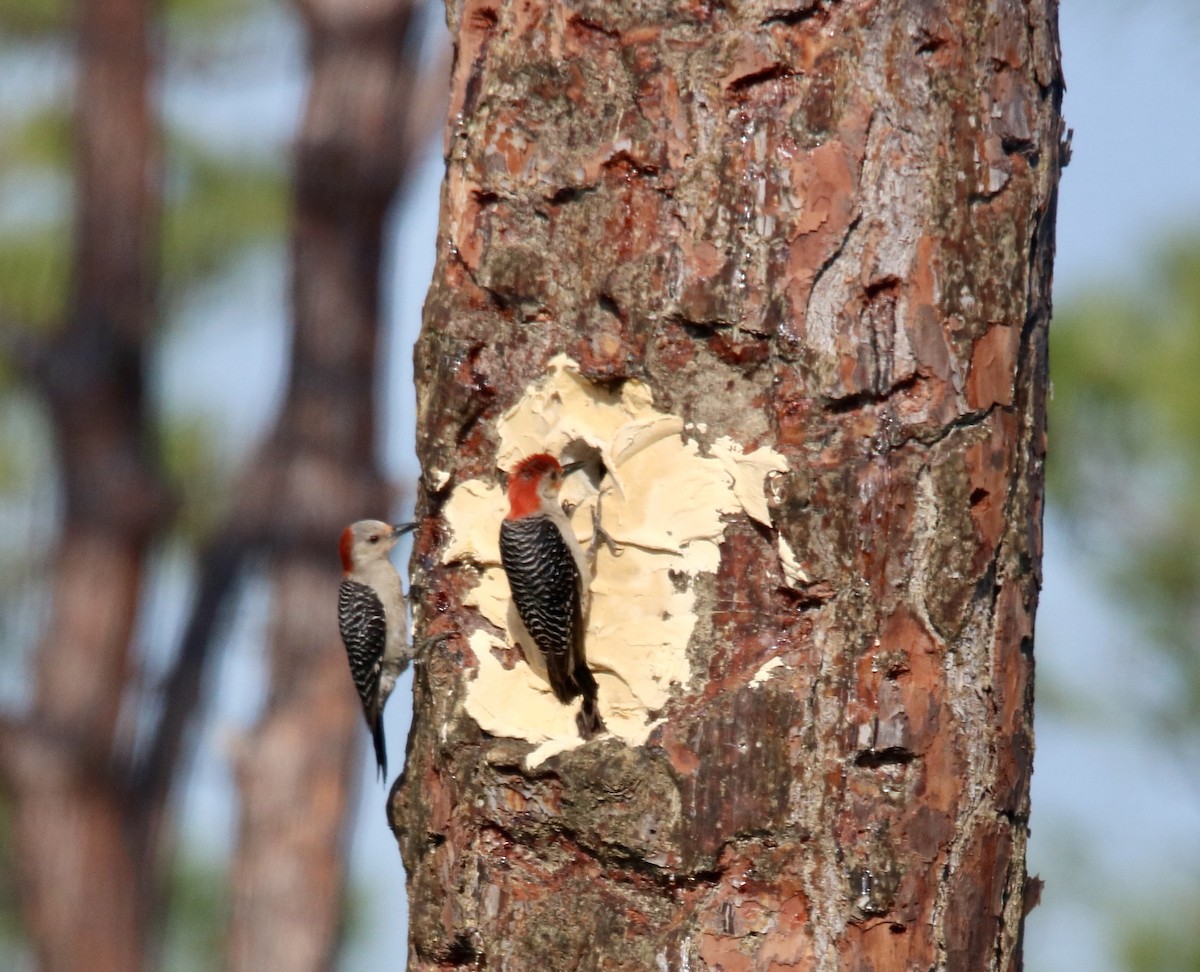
[499,453,603,738]
[337,519,416,779]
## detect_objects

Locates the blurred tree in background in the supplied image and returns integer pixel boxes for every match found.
[1047,233,1200,972]
[1052,237,1200,746]
[0,0,441,968]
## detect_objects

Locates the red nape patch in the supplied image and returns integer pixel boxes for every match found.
[339,527,355,573]
[505,453,561,519]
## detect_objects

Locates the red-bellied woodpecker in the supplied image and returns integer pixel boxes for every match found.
[499,453,604,738]
[338,519,416,779]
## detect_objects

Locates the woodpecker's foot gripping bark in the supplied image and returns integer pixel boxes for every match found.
[575,672,605,740]
[414,631,455,660]
[591,499,624,560]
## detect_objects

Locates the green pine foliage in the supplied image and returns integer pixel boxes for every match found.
[162,136,286,308]
[1050,236,1200,737]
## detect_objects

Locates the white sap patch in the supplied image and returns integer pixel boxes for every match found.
[749,656,786,687]
[442,355,789,766]
[776,535,810,587]
[711,435,788,527]
[441,480,506,564]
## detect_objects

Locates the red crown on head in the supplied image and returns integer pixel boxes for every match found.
[506,453,564,519]
[511,453,562,481]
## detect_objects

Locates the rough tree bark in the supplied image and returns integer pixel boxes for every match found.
[397,0,1063,970]
[222,1,424,969]
[0,0,170,968]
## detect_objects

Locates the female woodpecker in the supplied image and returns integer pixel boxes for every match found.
[499,453,603,738]
[337,519,416,779]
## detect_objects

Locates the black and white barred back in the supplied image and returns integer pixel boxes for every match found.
[499,513,585,704]
[337,579,389,774]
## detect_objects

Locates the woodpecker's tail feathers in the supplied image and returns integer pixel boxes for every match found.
[372,719,388,781]
[572,657,598,699]
[574,662,604,739]
[544,652,579,705]
[545,652,604,738]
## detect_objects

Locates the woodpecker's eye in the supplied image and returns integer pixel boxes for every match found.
[368,534,380,543]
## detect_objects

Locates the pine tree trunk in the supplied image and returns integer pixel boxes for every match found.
[398,1,1063,969]
[4,0,167,967]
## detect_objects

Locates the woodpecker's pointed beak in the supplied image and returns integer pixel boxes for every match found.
[392,521,418,536]
[561,460,587,475]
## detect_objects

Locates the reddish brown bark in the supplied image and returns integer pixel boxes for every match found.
[399,0,1062,969]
